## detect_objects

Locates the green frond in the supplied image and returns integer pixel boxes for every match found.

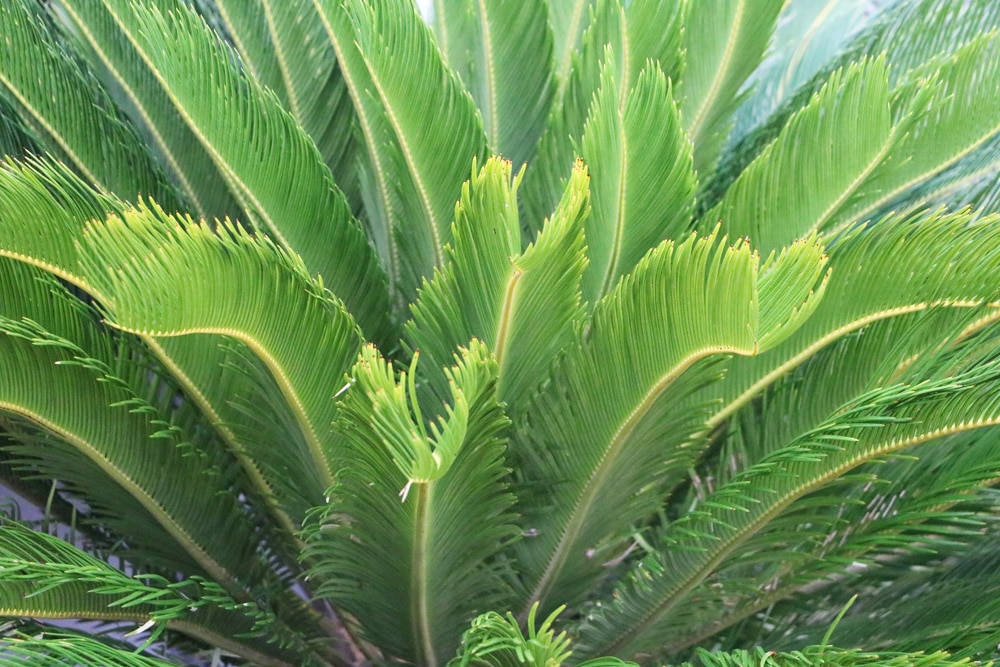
[0,520,308,667]
[730,0,878,142]
[0,158,313,534]
[521,0,686,234]
[547,0,598,97]
[512,230,827,615]
[580,58,696,303]
[448,604,577,667]
[0,630,179,667]
[703,57,899,254]
[312,0,488,308]
[831,32,1000,232]
[0,0,176,206]
[306,340,516,666]
[53,0,240,222]
[77,205,363,500]
[405,156,589,413]
[680,0,784,179]
[576,360,1000,661]
[98,0,392,343]
[213,0,363,215]
[0,259,269,597]
[446,0,554,169]
[698,209,1000,443]
[678,645,979,667]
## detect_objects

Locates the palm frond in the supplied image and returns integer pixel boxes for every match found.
[580,58,695,303]
[679,0,784,178]
[577,359,1000,661]
[0,520,308,667]
[0,259,267,597]
[512,230,827,615]
[702,56,900,254]
[451,0,555,169]
[312,0,488,308]
[0,0,176,206]
[77,205,363,503]
[405,156,589,414]
[0,629,179,667]
[53,0,241,222]
[212,0,363,216]
[696,209,1000,445]
[305,341,516,666]
[98,0,392,343]
[521,0,686,234]
[546,0,598,99]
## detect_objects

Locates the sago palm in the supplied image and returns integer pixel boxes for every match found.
[3,0,1000,665]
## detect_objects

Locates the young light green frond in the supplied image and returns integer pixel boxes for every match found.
[698,209,1000,441]
[99,0,392,343]
[580,59,696,303]
[214,0,364,216]
[448,604,577,667]
[405,157,588,411]
[680,0,784,179]
[576,362,1000,661]
[312,0,488,308]
[548,0,597,97]
[53,0,241,222]
[829,33,1000,233]
[306,340,516,666]
[78,206,363,499]
[703,57,897,254]
[0,158,309,534]
[0,260,268,597]
[0,1,177,207]
[677,645,977,667]
[512,230,827,615]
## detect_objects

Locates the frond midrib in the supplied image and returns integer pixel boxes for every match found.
[524,344,748,613]
[597,417,1000,658]
[0,400,244,597]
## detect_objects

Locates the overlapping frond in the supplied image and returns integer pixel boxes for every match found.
[97,0,391,343]
[696,209,1000,444]
[441,0,554,169]
[703,57,900,254]
[213,0,363,215]
[0,520,307,667]
[305,341,516,666]
[312,0,488,308]
[77,206,363,501]
[680,0,784,178]
[512,230,827,615]
[580,59,695,302]
[0,259,264,596]
[521,0,687,234]
[576,357,1000,661]
[405,157,588,412]
[0,0,176,206]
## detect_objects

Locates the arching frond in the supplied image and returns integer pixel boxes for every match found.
[213,0,363,216]
[0,259,264,596]
[312,0,488,308]
[405,157,589,413]
[0,520,306,667]
[97,0,392,343]
[680,0,784,178]
[77,206,363,501]
[697,209,1000,446]
[0,0,176,206]
[512,230,828,615]
[305,341,516,666]
[577,359,1000,661]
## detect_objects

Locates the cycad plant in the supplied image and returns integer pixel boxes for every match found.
[4,0,1000,665]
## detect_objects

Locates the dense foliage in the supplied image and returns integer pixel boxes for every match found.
[2,1,1000,666]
